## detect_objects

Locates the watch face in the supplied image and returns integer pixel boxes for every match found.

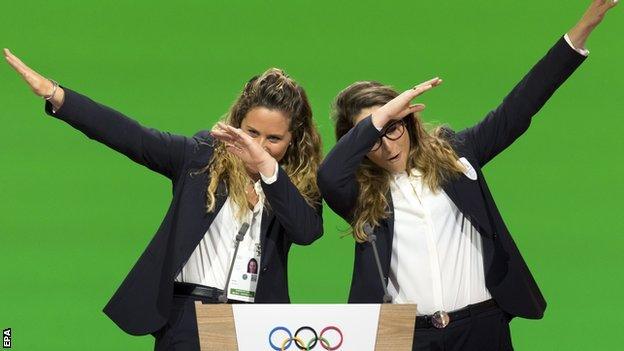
[432,311,450,328]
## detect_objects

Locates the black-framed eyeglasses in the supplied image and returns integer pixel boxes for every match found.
[371,119,406,152]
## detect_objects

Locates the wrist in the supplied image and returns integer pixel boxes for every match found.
[371,112,389,130]
[567,23,592,50]
[257,157,277,178]
[41,79,56,98]
[50,87,65,112]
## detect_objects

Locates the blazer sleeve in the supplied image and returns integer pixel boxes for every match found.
[458,36,587,167]
[45,88,190,179]
[317,116,380,220]
[261,167,323,245]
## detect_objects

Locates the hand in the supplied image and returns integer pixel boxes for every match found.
[371,77,442,129]
[568,0,618,49]
[211,122,277,177]
[4,48,65,109]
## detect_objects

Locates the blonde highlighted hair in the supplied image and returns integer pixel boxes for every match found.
[332,81,464,242]
[203,68,321,219]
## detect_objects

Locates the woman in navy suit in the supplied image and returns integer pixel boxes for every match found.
[4,51,323,350]
[318,1,617,350]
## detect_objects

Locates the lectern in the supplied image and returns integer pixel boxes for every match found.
[194,302,417,350]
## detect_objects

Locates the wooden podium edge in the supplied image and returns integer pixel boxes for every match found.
[195,301,239,351]
[375,304,417,350]
[195,303,416,350]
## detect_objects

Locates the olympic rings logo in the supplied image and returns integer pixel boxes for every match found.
[268,325,344,350]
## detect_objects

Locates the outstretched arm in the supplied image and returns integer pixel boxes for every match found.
[4,49,190,179]
[460,0,617,167]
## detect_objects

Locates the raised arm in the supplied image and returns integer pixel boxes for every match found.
[459,0,617,167]
[4,49,189,179]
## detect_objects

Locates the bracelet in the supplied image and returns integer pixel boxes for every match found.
[43,79,59,101]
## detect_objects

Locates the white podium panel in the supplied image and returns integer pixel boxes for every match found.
[233,304,380,350]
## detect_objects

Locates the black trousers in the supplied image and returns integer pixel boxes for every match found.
[152,294,208,351]
[152,289,251,351]
[412,306,513,351]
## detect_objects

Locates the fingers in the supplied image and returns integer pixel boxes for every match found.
[212,122,254,148]
[4,48,53,97]
[374,77,440,124]
[4,49,30,76]
[402,77,443,100]
[413,77,443,89]
[397,104,426,118]
[408,103,426,112]
[413,77,443,93]
[412,83,435,96]
[213,131,246,157]
[210,129,238,144]
[225,143,244,154]
[222,123,256,146]
[598,0,618,10]
[215,122,242,140]
[4,49,25,74]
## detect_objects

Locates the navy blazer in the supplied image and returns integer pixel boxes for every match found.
[318,37,585,319]
[44,90,323,335]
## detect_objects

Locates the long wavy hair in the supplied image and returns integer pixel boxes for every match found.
[332,81,465,242]
[203,68,321,219]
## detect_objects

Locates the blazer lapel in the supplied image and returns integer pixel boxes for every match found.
[383,191,395,278]
[442,174,494,238]
[259,206,276,262]
[206,180,228,229]
[442,170,496,272]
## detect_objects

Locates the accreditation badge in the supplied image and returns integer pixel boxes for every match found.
[226,246,261,302]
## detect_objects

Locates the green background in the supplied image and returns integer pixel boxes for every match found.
[1,0,622,349]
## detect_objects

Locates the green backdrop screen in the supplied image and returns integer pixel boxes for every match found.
[1,0,622,349]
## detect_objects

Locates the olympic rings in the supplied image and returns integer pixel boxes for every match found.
[268,325,344,350]
[309,337,329,350]
[269,327,292,350]
[295,326,317,349]
[319,326,343,350]
[281,337,305,351]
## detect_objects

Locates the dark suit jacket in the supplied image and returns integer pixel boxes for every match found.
[317,37,585,319]
[44,90,323,335]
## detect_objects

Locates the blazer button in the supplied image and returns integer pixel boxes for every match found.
[261,266,268,273]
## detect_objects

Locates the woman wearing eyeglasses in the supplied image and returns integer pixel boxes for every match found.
[318,1,617,350]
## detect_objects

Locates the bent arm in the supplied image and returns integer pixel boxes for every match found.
[261,167,323,245]
[317,116,380,220]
